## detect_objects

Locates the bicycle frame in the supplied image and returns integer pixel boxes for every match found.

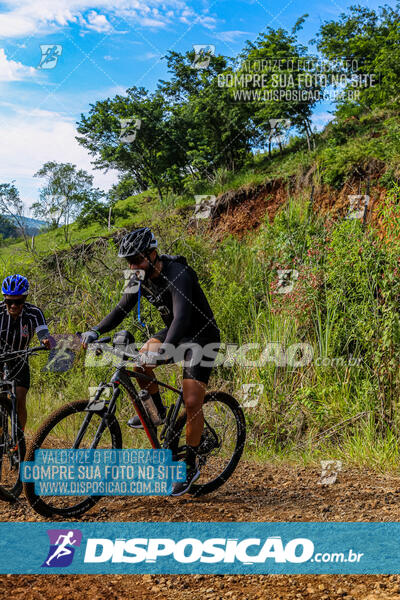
[81,360,186,452]
[0,364,18,451]
[0,345,47,449]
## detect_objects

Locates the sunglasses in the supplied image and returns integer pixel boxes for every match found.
[4,298,25,307]
[126,254,147,266]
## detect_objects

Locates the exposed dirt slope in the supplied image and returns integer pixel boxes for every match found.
[208,171,387,239]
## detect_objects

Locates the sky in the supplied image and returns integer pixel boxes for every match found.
[0,0,393,214]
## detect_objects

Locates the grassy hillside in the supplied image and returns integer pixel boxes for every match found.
[2,105,400,469]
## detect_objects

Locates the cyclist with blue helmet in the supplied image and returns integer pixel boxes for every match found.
[0,274,51,430]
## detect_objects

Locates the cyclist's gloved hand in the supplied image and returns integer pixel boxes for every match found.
[139,351,160,367]
[140,349,170,367]
[47,335,57,349]
[81,330,99,349]
[158,345,173,363]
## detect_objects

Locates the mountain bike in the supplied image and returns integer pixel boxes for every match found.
[24,332,246,518]
[0,345,48,502]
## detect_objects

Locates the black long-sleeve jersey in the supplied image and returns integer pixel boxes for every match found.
[94,255,220,344]
[0,301,48,352]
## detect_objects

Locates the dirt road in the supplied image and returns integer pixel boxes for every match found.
[1,460,400,599]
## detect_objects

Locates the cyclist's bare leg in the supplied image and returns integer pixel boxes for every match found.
[133,342,207,445]
[133,337,162,394]
[182,378,207,447]
[15,386,28,430]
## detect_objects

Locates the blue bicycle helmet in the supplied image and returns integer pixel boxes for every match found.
[2,274,29,296]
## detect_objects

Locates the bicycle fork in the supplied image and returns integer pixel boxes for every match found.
[74,382,121,449]
[0,378,19,475]
[2,382,18,444]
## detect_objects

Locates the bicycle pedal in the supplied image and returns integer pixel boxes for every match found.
[198,430,220,455]
[127,416,144,429]
[9,452,19,469]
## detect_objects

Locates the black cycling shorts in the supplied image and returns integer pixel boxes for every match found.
[152,328,221,385]
[0,360,30,390]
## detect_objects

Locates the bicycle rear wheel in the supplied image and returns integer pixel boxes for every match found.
[24,399,122,518]
[168,391,246,496]
[0,395,25,502]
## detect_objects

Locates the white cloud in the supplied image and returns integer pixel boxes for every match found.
[311,111,333,131]
[139,16,169,28]
[0,48,36,81]
[85,10,113,33]
[179,9,217,29]
[0,1,213,37]
[0,106,118,212]
[137,51,161,60]
[215,30,252,43]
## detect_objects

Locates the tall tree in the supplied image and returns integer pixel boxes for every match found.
[0,183,28,248]
[76,87,186,200]
[32,162,99,242]
[314,5,400,114]
[158,50,259,178]
[236,21,320,152]
[0,214,18,240]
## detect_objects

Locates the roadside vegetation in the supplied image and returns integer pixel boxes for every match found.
[2,5,400,469]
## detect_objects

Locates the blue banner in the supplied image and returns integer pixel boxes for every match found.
[0,522,399,574]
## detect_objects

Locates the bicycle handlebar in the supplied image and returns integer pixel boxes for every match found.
[0,345,49,363]
[75,332,112,344]
[76,331,160,367]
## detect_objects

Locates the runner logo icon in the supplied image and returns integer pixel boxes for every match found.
[42,529,82,567]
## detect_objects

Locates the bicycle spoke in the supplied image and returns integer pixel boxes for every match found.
[169,392,246,496]
[0,400,25,499]
[37,414,110,512]
[24,400,122,518]
[196,400,239,485]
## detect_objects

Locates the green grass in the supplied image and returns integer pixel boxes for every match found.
[14,186,400,470]
[0,190,161,264]
[3,106,400,470]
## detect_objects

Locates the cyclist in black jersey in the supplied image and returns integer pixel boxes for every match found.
[0,274,51,429]
[81,227,221,495]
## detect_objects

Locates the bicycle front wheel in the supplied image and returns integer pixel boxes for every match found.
[0,395,25,502]
[169,391,246,497]
[24,400,122,518]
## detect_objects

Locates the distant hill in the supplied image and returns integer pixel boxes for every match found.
[0,215,47,237]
